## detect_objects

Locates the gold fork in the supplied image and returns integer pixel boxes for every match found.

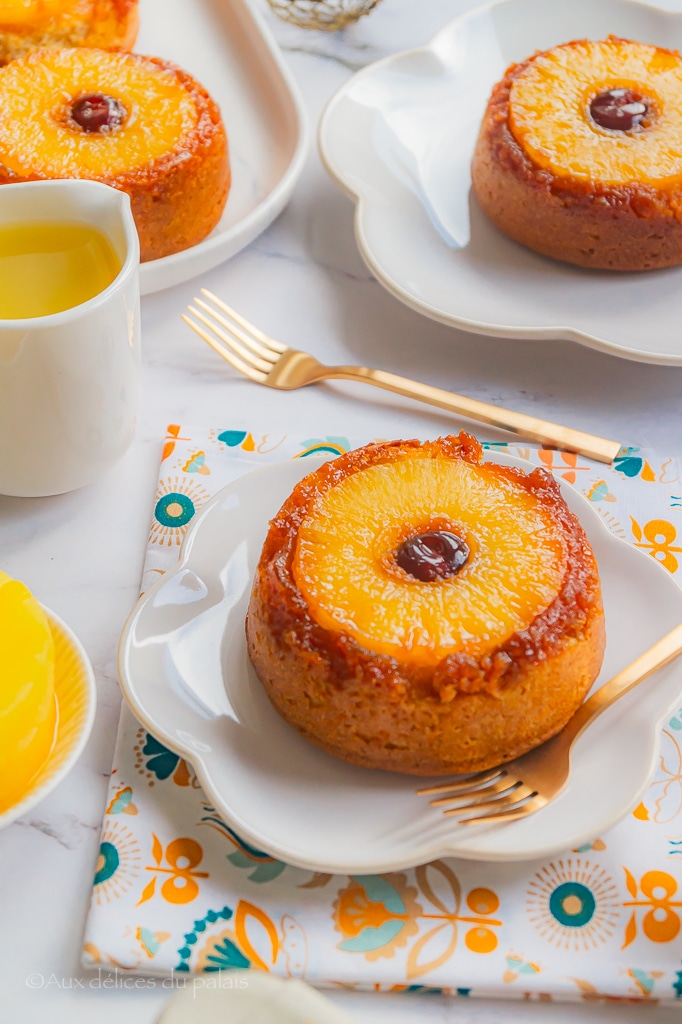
[417,624,682,826]
[182,290,621,464]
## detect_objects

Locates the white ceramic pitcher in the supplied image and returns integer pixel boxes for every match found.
[0,179,141,497]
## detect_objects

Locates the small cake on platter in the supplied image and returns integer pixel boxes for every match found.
[0,0,138,64]
[472,36,682,271]
[0,47,230,261]
[0,571,56,813]
[246,434,605,776]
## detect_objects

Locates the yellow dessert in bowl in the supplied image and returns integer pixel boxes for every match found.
[0,571,56,811]
[0,571,95,823]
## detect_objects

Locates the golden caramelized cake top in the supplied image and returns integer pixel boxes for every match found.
[293,439,567,667]
[0,48,199,179]
[0,0,66,25]
[0,0,138,62]
[256,434,602,690]
[508,37,682,187]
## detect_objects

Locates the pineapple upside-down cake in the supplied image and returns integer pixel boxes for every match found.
[472,36,682,270]
[246,434,605,776]
[0,47,229,261]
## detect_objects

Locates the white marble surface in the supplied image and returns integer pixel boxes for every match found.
[2,0,682,1021]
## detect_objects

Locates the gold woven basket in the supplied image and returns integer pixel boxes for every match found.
[266,0,382,31]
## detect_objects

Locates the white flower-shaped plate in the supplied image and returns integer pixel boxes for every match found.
[318,0,682,365]
[119,452,682,873]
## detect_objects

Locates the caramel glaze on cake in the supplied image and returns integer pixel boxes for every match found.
[0,0,138,65]
[472,37,682,271]
[0,48,229,261]
[246,434,606,776]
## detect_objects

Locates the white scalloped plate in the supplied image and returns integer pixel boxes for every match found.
[118,451,682,872]
[318,0,682,365]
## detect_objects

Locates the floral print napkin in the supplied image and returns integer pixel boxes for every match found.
[82,426,682,1004]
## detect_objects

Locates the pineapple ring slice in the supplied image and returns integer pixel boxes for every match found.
[293,455,567,667]
[509,37,682,186]
[0,48,197,178]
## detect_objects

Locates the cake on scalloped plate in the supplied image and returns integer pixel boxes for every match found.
[472,35,682,271]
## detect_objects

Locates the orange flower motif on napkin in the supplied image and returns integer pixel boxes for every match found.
[630,517,682,573]
[162,424,189,462]
[537,450,589,485]
[334,863,501,978]
[622,870,682,949]
[334,874,420,962]
[137,836,208,907]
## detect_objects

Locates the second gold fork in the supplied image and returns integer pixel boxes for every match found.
[183,290,622,464]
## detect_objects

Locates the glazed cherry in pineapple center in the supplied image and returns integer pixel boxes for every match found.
[589,88,648,131]
[71,93,126,133]
[396,530,470,582]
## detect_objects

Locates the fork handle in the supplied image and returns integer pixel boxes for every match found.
[326,366,621,464]
[563,624,682,746]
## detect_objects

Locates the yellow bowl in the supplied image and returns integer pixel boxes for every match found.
[0,606,96,828]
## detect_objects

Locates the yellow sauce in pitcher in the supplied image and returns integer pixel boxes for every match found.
[0,220,122,319]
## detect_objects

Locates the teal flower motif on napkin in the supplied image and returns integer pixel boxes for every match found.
[142,734,181,780]
[526,860,618,950]
[217,430,248,447]
[134,731,194,787]
[199,806,286,883]
[176,906,239,972]
[94,841,119,885]
[91,822,141,905]
[154,491,195,528]
[199,932,250,972]
[614,448,655,481]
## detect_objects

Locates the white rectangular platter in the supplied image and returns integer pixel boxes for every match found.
[137,0,307,294]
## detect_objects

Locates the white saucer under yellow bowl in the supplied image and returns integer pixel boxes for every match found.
[0,608,96,829]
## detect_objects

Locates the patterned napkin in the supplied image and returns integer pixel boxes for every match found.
[83,425,682,1004]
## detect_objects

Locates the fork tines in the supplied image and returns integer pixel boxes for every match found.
[182,289,284,382]
[417,769,539,823]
